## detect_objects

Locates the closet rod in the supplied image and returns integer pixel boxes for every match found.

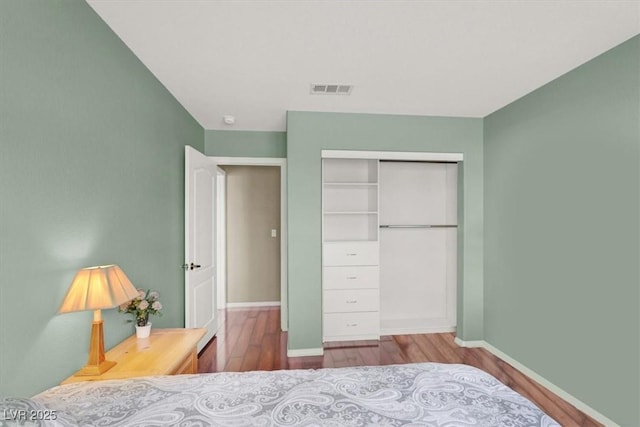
[379,159,458,164]
[380,225,457,229]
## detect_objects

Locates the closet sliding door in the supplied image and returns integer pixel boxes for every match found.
[379,161,457,334]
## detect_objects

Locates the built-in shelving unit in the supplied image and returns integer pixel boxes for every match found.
[322,158,380,342]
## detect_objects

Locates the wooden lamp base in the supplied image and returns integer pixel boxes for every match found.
[74,310,117,377]
[75,359,116,376]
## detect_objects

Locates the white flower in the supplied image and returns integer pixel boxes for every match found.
[136,289,146,300]
[139,300,149,310]
[152,301,162,311]
[149,291,160,300]
[119,302,129,311]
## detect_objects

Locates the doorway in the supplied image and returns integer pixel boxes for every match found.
[209,157,288,332]
[221,165,281,306]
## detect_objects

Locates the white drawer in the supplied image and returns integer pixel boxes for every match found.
[323,312,379,339]
[324,289,379,313]
[323,241,379,266]
[323,266,379,290]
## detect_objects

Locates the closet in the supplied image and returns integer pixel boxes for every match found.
[378,160,457,334]
[322,153,458,343]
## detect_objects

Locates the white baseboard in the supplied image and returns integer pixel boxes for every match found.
[287,347,324,357]
[226,301,281,308]
[453,338,619,427]
[454,337,485,348]
[381,326,456,335]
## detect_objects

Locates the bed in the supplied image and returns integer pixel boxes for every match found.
[4,363,559,426]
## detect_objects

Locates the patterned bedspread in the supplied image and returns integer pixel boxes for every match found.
[31,363,560,426]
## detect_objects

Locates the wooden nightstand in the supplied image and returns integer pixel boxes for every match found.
[61,328,207,385]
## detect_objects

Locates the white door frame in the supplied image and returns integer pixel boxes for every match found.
[215,167,227,310]
[207,156,288,332]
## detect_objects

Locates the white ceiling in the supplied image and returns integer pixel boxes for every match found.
[88,0,639,132]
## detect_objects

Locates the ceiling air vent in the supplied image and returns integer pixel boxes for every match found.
[311,84,353,95]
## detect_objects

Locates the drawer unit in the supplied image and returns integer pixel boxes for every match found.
[323,241,379,266]
[323,312,379,340]
[323,289,379,313]
[323,266,379,290]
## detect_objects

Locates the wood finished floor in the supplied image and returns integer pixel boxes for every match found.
[198,307,601,427]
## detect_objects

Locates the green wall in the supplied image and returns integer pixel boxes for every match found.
[484,36,639,426]
[205,130,286,158]
[286,112,484,351]
[0,0,204,397]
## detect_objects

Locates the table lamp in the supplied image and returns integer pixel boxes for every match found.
[58,264,139,376]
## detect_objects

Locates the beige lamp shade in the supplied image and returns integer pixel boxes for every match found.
[59,264,139,313]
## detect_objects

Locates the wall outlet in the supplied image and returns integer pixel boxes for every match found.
[271,229,277,238]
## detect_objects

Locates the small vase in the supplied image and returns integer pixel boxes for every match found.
[135,322,152,339]
[136,313,149,327]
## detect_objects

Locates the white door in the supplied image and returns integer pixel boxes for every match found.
[379,161,458,334]
[185,146,217,351]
